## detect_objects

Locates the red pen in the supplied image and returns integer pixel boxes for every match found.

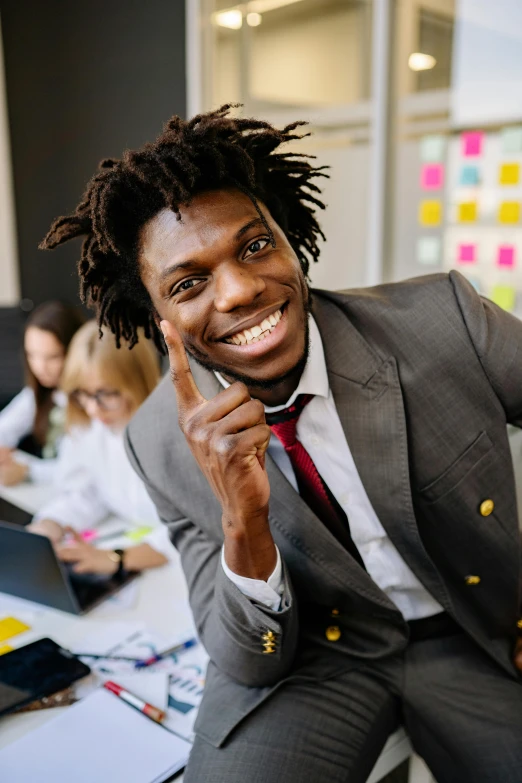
[104,680,166,724]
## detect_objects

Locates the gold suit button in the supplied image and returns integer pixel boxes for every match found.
[326,625,341,642]
[465,575,481,585]
[331,608,339,616]
[517,619,522,630]
[479,499,494,517]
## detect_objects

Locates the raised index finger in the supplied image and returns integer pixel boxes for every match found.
[160,319,206,416]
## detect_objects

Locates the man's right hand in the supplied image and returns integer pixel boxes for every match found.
[161,319,277,581]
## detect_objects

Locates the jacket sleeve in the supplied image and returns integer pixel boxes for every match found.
[124,427,299,688]
[450,270,522,427]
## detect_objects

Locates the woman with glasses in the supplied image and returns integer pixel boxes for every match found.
[29,320,172,575]
[0,301,85,486]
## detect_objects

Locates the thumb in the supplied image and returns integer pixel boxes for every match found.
[64,526,83,544]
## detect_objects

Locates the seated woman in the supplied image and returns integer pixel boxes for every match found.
[30,320,172,575]
[0,301,85,485]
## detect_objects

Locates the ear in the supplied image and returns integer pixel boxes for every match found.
[152,310,162,329]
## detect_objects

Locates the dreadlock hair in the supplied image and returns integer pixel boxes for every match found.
[40,104,328,352]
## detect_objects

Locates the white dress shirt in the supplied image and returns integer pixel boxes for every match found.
[0,387,66,482]
[35,418,176,560]
[218,316,443,620]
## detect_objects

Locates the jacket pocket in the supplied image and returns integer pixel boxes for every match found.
[420,431,493,503]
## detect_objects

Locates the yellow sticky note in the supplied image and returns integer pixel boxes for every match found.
[419,200,441,226]
[499,163,520,185]
[125,525,154,542]
[0,643,13,656]
[498,201,521,224]
[491,285,516,312]
[458,201,477,223]
[0,616,30,642]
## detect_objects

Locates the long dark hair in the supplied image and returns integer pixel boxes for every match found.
[24,301,85,445]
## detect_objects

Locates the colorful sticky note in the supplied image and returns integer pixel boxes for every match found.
[460,165,480,186]
[501,126,522,154]
[0,616,30,643]
[419,200,441,226]
[421,163,444,190]
[420,135,446,163]
[458,202,478,223]
[497,245,515,268]
[462,131,484,157]
[491,285,516,312]
[125,525,154,542]
[458,243,476,263]
[499,163,520,186]
[417,237,441,266]
[0,644,13,656]
[498,201,521,224]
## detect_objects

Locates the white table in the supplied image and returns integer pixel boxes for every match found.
[0,477,434,782]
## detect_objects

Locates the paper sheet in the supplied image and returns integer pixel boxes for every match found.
[0,689,191,783]
[418,200,442,227]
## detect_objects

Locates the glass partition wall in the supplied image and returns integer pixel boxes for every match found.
[189,0,522,299]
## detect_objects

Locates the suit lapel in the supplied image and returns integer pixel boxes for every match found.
[313,293,452,611]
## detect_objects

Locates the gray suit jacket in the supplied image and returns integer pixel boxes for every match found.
[126,271,522,747]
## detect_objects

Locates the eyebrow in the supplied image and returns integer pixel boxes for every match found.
[159,217,267,282]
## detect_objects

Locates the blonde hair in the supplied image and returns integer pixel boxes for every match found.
[61,320,160,428]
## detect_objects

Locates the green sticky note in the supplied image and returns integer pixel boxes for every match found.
[417,236,441,266]
[491,285,516,312]
[501,126,522,154]
[420,135,446,163]
[125,526,154,541]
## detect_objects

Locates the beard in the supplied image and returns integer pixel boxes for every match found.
[185,290,312,393]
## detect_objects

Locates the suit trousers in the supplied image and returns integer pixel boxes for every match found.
[184,631,522,783]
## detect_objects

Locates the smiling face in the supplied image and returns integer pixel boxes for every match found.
[139,188,310,402]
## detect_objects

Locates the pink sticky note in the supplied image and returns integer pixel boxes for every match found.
[497,245,515,268]
[458,243,476,263]
[421,163,444,190]
[462,131,483,157]
[81,529,98,542]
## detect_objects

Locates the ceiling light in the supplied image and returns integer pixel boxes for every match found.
[408,52,437,72]
[247,11,262,26]
[248,0,304,12]
[214,9,243,29]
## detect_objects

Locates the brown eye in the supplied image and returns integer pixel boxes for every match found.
[244,238,269,258]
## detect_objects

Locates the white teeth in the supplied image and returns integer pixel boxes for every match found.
[225,308,283,346]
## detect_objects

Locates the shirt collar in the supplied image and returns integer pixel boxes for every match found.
[214,315,329,413]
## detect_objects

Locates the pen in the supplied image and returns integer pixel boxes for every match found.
[104,680,166,724]
[76,652,143,662]
[134,637,198,669]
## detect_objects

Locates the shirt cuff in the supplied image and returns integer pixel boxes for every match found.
[221,545,284,611]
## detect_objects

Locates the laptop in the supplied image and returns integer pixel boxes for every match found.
[0,520,137,615]
[0,496,33,527]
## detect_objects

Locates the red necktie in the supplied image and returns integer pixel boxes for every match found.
[266,395,365,567]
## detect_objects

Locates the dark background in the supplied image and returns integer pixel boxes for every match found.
[0,0,186,405]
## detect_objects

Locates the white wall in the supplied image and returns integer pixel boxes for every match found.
[0,14,19,306]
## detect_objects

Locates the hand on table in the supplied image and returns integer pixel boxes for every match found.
[514,638,522,672]
[28,518,65,544]
[161,319,276,580]
[56,528,119,575]
[0,451,29,486]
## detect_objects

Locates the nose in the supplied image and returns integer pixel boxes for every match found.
[213,261,266,312]
[83,397,101,418]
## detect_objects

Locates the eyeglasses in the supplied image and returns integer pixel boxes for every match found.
[72,389,123,412]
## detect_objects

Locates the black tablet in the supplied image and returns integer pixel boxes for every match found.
[0,637,91,716]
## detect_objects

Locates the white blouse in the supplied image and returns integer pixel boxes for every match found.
[35,418,175,560]
[0,387,66,483]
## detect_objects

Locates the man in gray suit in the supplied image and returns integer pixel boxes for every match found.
[42,107,522,782]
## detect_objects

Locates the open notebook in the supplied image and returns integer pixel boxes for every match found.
[1,688,191,783]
